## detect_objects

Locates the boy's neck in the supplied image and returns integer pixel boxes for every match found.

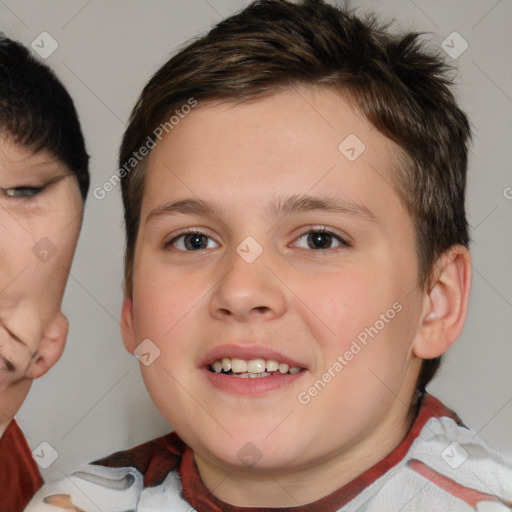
[193,392,417,508]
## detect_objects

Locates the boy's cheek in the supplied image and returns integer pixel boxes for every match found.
[0,222,79,308]
[292,272,382,340]
[298,295,411,394]
[133,255,409,363]
[132,289,206,375]
[134,265,206,330]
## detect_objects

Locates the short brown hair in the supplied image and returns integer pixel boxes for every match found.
[120,0,471,398]
[0,36,89,200]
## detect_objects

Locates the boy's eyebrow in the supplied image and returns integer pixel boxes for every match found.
[146,199,222,224]
[145,195,377,224]
[269,194,377,222]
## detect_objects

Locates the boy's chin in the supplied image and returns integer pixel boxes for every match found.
[192,429,311,473]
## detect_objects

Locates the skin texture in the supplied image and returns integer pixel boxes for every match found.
[122,86,472,507]
[0,137,83,436]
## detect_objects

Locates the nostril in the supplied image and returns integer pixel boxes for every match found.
[217,306,269,317]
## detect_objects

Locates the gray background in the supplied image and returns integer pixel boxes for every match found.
[1,0,510,482]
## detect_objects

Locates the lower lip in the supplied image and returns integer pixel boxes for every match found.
[202,368,306,396]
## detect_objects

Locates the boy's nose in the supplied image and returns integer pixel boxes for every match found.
[208,248,287,322]
[1,300,45,352]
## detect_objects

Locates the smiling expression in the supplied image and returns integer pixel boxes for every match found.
[124,86,427,476]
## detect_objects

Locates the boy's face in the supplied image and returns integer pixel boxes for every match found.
[0,138,82,385]
[127,87,427,472]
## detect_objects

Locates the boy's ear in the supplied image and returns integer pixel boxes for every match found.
[413,245,472,360]
[121,296,137,354]
[26,312,68,380]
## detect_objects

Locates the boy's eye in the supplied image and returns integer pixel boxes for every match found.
[293,230,348,250]
[3,187,43,198]
[169,232,219,251]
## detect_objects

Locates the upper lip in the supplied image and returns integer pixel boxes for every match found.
[201,344,307,369]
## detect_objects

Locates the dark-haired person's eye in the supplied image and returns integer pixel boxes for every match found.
[3,186,43,198]
[293,229,350,250]
[167,230,219,251]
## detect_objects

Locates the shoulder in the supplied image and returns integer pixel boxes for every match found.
[24,432,187,511]
[344,395,512,512]
[0,420,43,511]
[411,395,512,483]
[408,410,512,502]
[92,430,185,487]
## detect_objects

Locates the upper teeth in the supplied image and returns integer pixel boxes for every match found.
[210,357,301,375]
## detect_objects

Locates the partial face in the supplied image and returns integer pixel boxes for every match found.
[127,87,425,473]
[0,138,82,385]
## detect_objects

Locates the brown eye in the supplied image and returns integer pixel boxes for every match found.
[184,233,209,250]
[293,230,348,250]
[307,232,334,249]
[169,231,219,251]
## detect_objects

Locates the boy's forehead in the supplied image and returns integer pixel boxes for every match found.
[142,86,403,218]
[0,137,66,174]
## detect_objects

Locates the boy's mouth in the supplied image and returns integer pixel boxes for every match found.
[201,344,307,394]
[208,357,304,378]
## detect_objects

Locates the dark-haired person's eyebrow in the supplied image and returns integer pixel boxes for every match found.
[269,194,377,222]
[145,195,377,225]
[146,199,223,224]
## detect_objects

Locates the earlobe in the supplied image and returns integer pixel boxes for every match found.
[26,312,69,380]
[413,246,472,360]
[121,296,137,354]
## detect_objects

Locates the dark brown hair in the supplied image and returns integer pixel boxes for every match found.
[120,0,471,399]
[0,35,89,200]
